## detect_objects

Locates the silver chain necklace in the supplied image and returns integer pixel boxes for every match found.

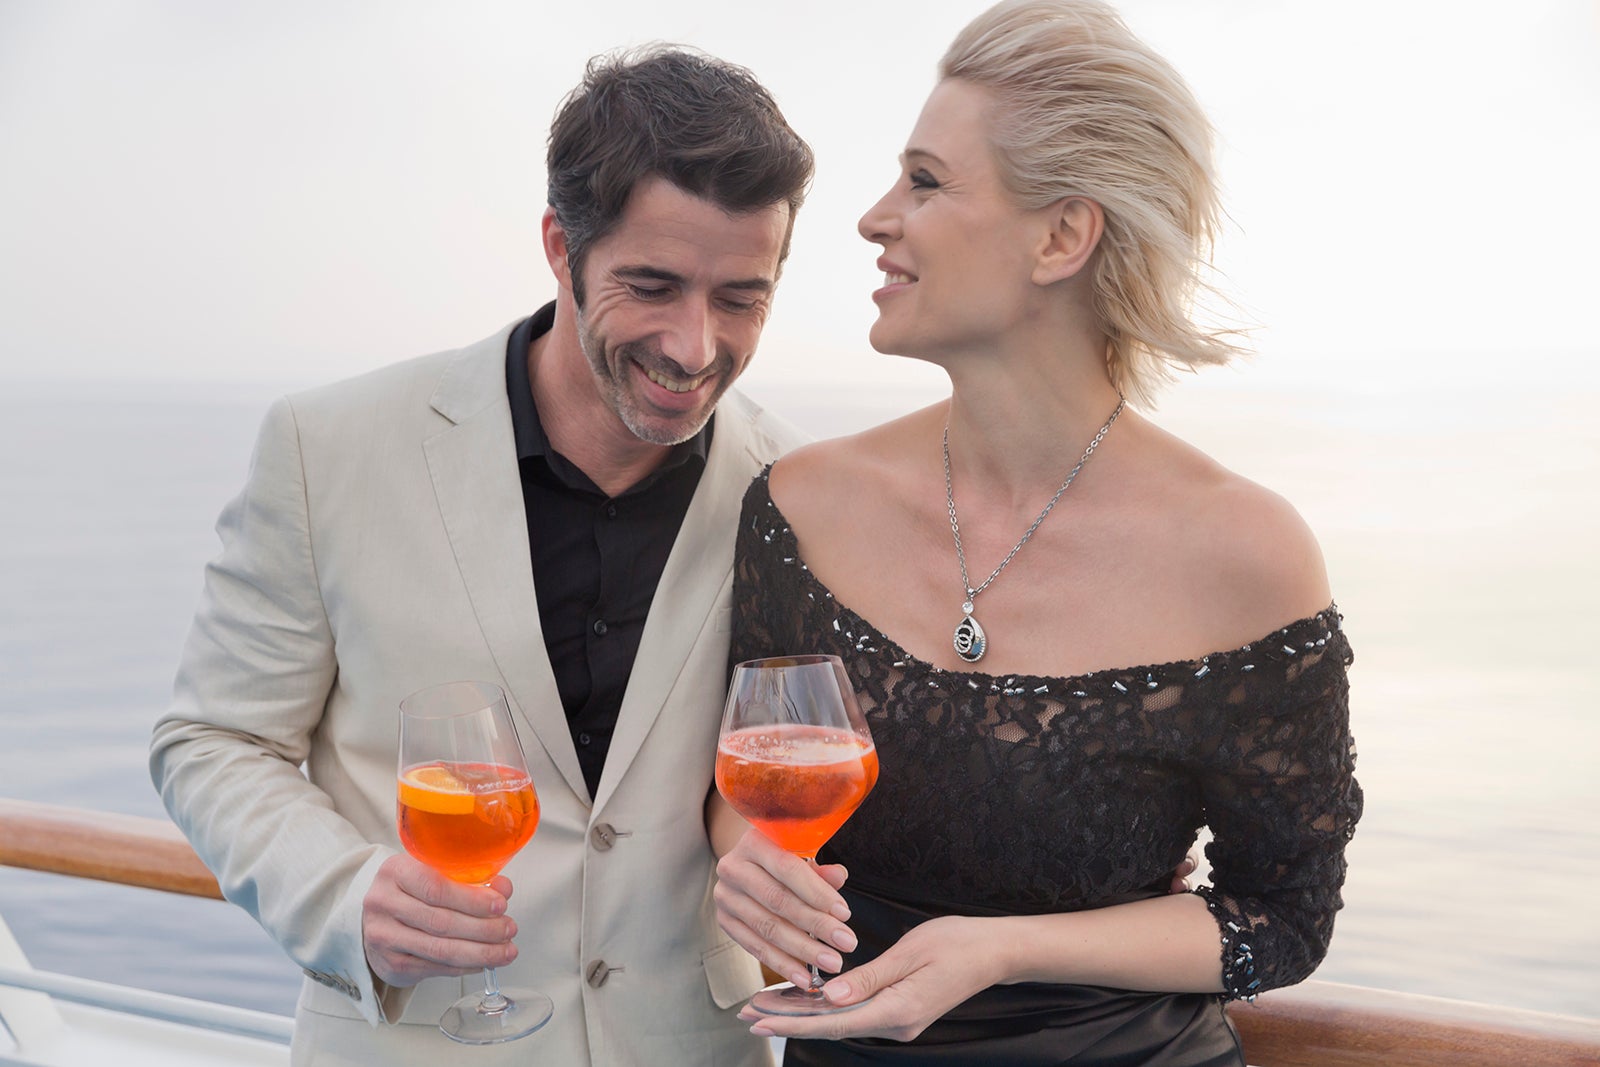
[944,396,1125,664]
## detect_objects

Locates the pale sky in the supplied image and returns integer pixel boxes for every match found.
[2,0,1597,394]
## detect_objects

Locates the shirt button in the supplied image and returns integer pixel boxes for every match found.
[592,619,608,636]
[605,504,618,519]
[577,732,592,747]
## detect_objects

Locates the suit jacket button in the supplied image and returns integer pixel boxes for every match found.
[590,823,617,851]
[586,959,614,988]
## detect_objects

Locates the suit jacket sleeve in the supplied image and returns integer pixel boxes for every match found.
[150,396,395,1025]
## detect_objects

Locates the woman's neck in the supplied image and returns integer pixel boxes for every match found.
[939,329,1127,509]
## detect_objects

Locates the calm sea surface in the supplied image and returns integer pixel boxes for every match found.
[1,377,1596,1021]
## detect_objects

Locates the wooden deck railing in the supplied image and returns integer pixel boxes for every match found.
[2,798,1597,1065]
[0,798,222,899]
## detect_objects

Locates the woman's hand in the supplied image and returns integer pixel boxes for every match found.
[735,851,1203,1045]
[713,828,856,990]
[740,914,1006,1043]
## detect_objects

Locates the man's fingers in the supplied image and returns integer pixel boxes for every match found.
[365,910,515,978]
[1168,849,1201,894]
[386,885,518,946]
[362,855,519,986]
[392,858,508,918]
[403,927,519,970]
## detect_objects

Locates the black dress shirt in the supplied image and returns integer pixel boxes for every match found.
[506,304,711,800]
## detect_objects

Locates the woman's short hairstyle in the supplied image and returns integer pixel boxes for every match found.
[941,0,1241,405]
[547,46,814,306]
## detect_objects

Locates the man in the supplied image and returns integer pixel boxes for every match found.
[151,47,813,1065]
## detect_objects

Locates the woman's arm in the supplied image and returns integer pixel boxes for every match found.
[731,888,1224,1042]
[706,789,751,859]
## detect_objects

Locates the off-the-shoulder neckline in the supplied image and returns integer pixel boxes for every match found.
[750,466,1343,690]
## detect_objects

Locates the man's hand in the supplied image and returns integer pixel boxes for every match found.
[362,854,519,988]
[1170,849,1200,894]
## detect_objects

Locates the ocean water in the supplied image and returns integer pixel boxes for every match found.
[1,377,1596,1022]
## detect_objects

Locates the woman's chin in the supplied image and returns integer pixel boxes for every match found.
[866,324,914,358]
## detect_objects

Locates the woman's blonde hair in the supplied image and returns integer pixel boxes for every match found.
[941,0,1242,405]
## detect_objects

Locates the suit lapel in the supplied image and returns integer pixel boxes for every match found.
[591,395,765,812]
[422,332,590,804]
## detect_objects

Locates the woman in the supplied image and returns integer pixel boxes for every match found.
[708,1,1361,1063]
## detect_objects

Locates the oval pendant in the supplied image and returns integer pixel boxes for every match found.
[953,613,987,663]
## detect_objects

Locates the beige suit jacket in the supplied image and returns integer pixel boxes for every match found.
[151,321,807,1065]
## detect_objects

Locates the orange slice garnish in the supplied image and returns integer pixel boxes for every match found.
[398,763,476,815]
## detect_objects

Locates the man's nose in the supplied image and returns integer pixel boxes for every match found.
[657,299,717,375]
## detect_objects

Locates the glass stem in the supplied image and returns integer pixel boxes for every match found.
[475,881,509,1014]
[480,967,508,1014]
[803,855,827,992]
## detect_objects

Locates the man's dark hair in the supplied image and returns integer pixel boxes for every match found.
[547,46,815,304]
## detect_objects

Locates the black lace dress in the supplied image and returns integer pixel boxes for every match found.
[731,471,1362,1067]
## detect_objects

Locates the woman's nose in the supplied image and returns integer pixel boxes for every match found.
[858,187,900,244]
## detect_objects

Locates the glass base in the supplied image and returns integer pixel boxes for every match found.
[750,982,871,1017]
[439,988,553,1044]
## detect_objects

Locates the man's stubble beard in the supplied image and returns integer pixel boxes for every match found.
[577,320,731,448]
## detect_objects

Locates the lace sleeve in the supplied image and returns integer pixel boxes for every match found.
[729,468,801,672]
[1193,615,1362,1000]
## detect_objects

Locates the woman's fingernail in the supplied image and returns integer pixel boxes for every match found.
[825,980,851,1002]
[830,901,852,921]
[831,927,857,951]
[818,949,843,972]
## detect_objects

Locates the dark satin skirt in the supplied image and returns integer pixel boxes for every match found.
[784,886,1244,1067]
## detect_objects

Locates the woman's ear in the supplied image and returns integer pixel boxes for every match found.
[1032,196,1104,286]
[541,207,574,293]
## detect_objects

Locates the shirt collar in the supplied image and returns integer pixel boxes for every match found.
[505,301,712,492]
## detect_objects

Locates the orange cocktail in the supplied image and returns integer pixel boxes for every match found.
[716,724,878,860]
[398,760,539,884]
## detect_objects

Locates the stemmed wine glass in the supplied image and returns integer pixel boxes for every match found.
[715,654,878,1016]
[397,681,552,1044]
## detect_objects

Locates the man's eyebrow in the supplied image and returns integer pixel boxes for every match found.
[613,265,774,292]
[613,266,685,284]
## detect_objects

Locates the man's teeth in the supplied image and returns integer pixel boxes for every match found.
[884,272,913,286]
[645,368,704,393]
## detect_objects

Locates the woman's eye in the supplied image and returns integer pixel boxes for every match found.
[909,169,940,191]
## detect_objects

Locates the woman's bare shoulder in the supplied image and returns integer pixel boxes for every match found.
[1139,425,1332,643]
[767,403,943,524]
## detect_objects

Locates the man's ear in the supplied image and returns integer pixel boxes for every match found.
[542,207,574,293]
[1032,196,1104,286]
